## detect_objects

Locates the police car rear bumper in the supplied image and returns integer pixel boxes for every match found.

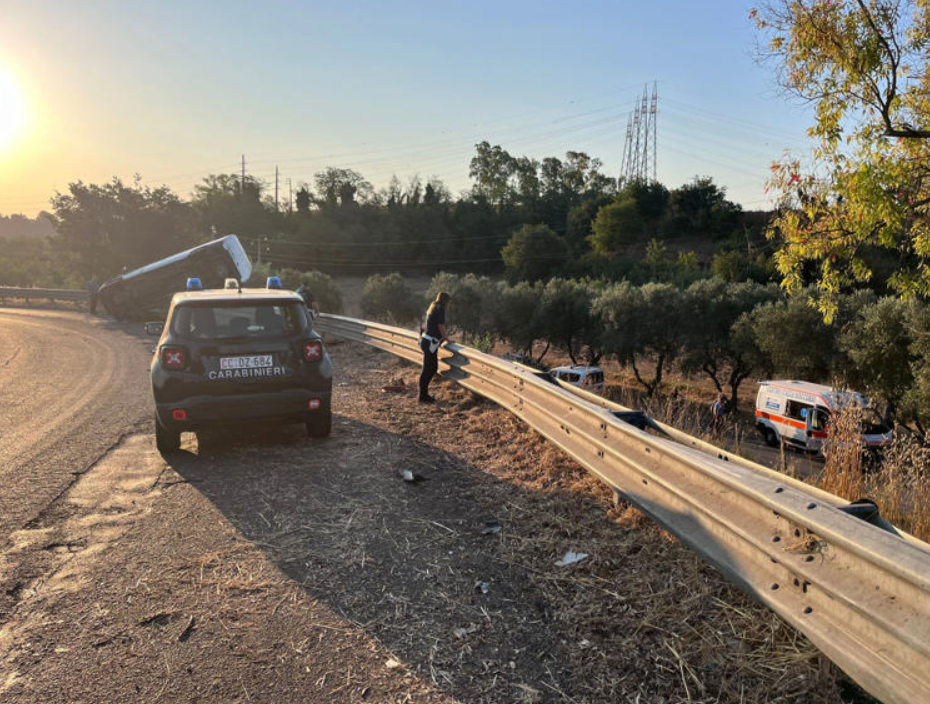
[155,389,331,430]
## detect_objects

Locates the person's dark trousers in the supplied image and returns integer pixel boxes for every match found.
[419,346,438,400]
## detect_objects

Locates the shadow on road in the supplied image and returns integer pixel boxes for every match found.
[162,409,845,704]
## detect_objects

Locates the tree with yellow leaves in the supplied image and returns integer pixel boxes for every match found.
[754,0,930,319]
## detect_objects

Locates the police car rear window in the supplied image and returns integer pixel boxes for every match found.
[172,303,308,339]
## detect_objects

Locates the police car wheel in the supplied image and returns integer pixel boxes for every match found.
[764,427,779,448]
[306,410,332,438]
[155,417,181,453]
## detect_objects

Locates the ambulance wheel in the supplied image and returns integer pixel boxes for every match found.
[306,409,332,438]
[155,417,181,453]
[764,428,779,448]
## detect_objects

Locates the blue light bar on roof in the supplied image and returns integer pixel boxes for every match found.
[186,277,203,291]
[266,276,283,289]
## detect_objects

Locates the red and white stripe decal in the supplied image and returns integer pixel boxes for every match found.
[756,409,804,429]
[756,410,829,440]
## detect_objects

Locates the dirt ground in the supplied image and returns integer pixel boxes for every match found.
[0,333,866,703]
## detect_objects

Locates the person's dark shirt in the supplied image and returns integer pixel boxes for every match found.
[425,304,445,339]
[297,285,314,305]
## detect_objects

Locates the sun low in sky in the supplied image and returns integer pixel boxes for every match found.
[0,2,815,217]
[0,62,26,155]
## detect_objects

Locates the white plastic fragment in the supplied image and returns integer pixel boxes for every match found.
[555,551,589,567]
[453,623,479,639]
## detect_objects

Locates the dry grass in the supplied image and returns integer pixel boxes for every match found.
[339,349,860,703]
[816,407,930,542]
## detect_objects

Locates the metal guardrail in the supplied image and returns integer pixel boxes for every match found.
[0,286,89,303]
[316,313,930,704]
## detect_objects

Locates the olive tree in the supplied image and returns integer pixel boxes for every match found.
[594,282,686,396]
[537,278,604,365]
[680,279,780,409]
[737,295,838,380]
[426,271,497,342]
[360,273,419,325]
[493,281,545,359]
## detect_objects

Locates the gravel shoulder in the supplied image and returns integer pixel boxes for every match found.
[0,331,856,704]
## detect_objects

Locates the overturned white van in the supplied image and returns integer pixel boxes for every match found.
[551,365,605,394]
[754,380,892,454]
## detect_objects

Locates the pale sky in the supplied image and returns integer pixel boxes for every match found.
[0,0,812,217]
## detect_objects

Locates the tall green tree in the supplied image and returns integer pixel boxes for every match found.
[494,281,545,358]
[294,186,313,215]
[589,196,647,256]
[51,177,195,277]
[501,223,569,283]
[313,167,374,208]
[192,174,274,240]
[469,141,517,208]
[667,176,740,238]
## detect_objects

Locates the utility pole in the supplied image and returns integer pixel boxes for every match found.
[275,166,279,211]
[650,81,658,183]
[240,154,246,193]
[287,178,293,212]
[256,238,262,266]
[619,83,658,185]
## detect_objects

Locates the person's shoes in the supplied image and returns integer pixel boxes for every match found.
[418,395,436,404]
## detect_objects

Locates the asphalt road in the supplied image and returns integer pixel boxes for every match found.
[0,309,152,587]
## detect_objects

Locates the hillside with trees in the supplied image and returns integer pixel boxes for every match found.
[0,141,768,286]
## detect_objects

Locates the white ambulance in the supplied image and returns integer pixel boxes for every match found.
[754,380,892,453]
[551,365,606,394]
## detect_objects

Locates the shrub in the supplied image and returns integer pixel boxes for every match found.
[250,265,344,314]
[360,273,419,325]
[297,270,344,314]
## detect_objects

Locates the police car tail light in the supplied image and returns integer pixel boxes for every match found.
[303,341,323,362]
[162,346,187,370]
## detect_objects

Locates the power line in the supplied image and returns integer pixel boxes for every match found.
[238,232,512,247]
[261,252,559,269]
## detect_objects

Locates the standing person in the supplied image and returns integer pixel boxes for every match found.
[711,393,728,434]
[419,291,451,404]
[86,276,100,315]
[296,281,319,317]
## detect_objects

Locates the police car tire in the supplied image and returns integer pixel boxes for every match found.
[306,411,332,438]
[764,427,779,448]
[155,418,181,453]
